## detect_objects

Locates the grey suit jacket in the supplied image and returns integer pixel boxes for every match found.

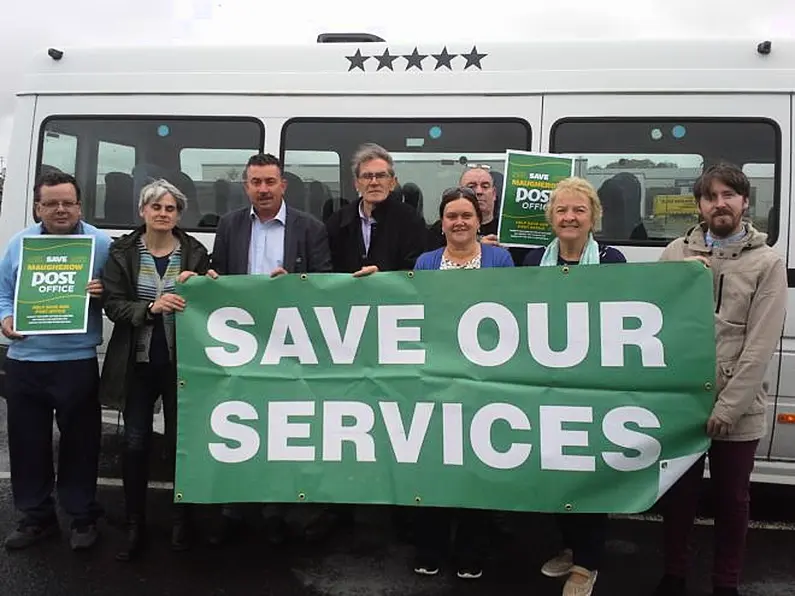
[210,204,332,275]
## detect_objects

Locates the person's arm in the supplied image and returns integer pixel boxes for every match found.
[712,257,788,426]
[307,218,333,273]
[0,238,19,324]
[497,248,515,268]
[400,210,429,270]
[0,237,23,338]
[209,215,230,275]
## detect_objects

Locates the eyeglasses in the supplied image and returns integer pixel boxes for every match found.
[357,171,393,181]
[38,200,80,210]
[442,186,477,200]
[465,163,491,171]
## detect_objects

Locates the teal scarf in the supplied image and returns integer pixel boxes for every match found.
[539,234,600,267]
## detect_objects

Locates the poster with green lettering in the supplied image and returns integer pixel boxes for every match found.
[13,235,96,335]
[497,150,575,247]
[174,263,716,514]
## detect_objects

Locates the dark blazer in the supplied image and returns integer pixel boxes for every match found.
[211,204,332,274]
[324,197,427,273]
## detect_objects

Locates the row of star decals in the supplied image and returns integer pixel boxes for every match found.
[346,46,487,72]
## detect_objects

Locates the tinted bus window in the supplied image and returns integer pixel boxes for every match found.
[550,119,780,245]
[38,117,264,230]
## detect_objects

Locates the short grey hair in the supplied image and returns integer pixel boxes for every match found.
[351,143,395,179]
[138,179,187,213]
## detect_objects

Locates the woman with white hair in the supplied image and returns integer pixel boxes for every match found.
[100,179,210,561]
[523,177,626,596]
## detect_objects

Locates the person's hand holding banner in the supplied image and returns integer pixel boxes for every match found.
[151,293,186,314]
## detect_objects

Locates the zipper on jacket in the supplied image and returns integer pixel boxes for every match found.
[715,273,725,314]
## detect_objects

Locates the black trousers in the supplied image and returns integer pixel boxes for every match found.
[557,512,607,570]
[5,358,101,527]
[121,362,177,519]
[413,506,489,566]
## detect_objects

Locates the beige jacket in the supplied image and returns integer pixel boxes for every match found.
[660,223,788,442]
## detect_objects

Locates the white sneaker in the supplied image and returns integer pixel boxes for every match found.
[562,566,598,596]
[541,548,574,577]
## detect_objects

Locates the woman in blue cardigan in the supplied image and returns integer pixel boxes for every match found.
[412,187,512,581]
[414,187,513,272]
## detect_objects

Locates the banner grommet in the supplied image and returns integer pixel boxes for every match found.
[564,503,573,511]
[561,266,570,274]
[175,492,183,502]
[407,271,414,278]
[298,492,306,501]
[178,380,185,388]
[300,274,308,281]
[414,495,422,504]
[704,382,713,391]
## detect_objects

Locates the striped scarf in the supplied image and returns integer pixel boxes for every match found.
[135,237,182,363]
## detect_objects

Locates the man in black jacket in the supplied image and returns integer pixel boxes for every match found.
[325,143,426,276]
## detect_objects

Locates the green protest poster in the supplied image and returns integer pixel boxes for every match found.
[497,151,575,247]
[13,235,96,335]
[174,263,715,514]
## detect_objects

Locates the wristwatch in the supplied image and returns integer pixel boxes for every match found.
[146,301,155,316]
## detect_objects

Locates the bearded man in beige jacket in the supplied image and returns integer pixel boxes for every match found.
[653,163,787,596]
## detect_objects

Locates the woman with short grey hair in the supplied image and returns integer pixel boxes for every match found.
[100,178,209,561]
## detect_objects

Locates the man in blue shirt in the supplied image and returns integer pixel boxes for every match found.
[0,172,111,551]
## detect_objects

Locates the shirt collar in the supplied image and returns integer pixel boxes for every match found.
[705,224,748,248]
[250,200,287,225]
[358,199,375,223]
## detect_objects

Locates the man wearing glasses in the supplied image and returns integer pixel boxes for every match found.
[0,171,111,551]
[325,143,427,276]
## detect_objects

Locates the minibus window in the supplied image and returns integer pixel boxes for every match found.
[281,118,531,224]
[36,117,264,230]
[551,119,780,246]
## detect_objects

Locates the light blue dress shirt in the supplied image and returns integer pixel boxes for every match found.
[248,201,286,274]
[358,200,376,255]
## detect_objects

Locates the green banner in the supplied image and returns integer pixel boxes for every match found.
[497,151,575,247]
[13,235,95,335]
[175,263,715,514]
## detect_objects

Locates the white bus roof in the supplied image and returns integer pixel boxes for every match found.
[18,39,795,97]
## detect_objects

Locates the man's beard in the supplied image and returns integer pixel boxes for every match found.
[708,212,742,237]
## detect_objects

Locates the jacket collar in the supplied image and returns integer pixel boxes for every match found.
[339,197,394,227]
[683,222,768,257]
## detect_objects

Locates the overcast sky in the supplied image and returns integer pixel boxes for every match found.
[1,0,794,166]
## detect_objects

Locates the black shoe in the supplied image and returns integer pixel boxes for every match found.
[208,514,243,547]
[456,566,483,580]
[713,588,739,596]
[70,523,99,551]
[413,555,440,576]
[4,520,59,550]
[653,574,686,596]
[115,519,146,562]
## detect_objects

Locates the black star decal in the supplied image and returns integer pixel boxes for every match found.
[432,47,457,70]
[346,49,370,71]
[402,47,428,71]
[375,48,398,71]
[462,46,487,70]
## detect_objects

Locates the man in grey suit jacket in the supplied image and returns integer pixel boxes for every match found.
[207,153,331,545]
[209,153,332,277]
